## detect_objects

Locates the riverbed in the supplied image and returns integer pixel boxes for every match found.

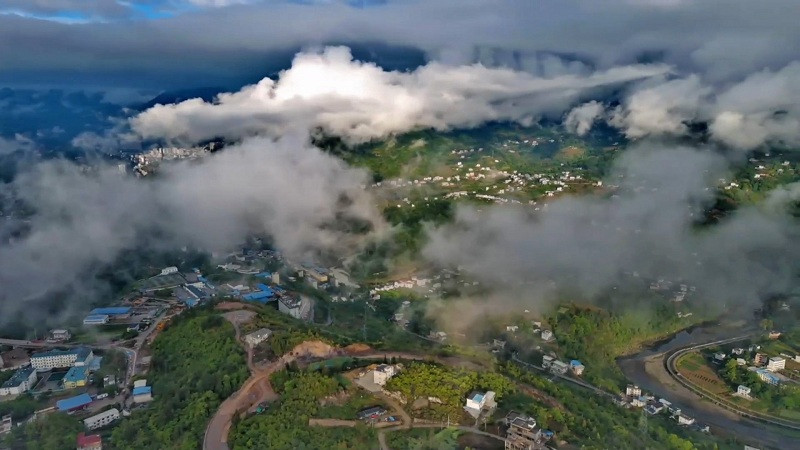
[617,321,799,450]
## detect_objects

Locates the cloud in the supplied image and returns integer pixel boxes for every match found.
[0,0,797,89]
[424,144,800,313]
[0,134,382,323]
[564,101,604,136]
[566,62,800,150]
[131,46,668,145]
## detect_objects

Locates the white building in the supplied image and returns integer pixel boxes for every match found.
[84,408,120,431]
[244,328,272,347]
[677,415,695,426]
[160,266,179,276]
[465,391,496,412]
[278,296,302,319]
[737,385,752,398]
[0,415,11,435]
[550,360,569,375]
[30,347,93,372]
[626,385,642,397]
[48,329,71,341]
[541,330,554,341]
[0,366,37,396]
[372,364,398,386]
[767,356,786,372]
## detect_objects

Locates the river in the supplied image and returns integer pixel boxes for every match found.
[617,321,798,450]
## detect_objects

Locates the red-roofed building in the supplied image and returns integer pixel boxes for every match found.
[76,432,102,450]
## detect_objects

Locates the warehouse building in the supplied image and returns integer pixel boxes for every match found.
[57,393,93,412]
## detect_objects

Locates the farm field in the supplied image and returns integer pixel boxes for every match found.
[676,352,729,395]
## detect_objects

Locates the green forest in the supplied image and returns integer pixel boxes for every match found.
[385,362,514,421]
[229,371,376,450]
[2,412,82,450]
[500,362,740,450]
[108,309,248,450]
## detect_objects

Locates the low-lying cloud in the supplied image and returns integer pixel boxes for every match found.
[0,134,382,323]
[131,46,669,145]
[424,144,800,313]
[567,62,800,150]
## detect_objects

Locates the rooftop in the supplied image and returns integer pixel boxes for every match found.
[57,393,93,411]
[89,307,131,316]
[32,347,88,360]
[83,314,110,322]
[246,328,272,340]
[77,432,102,448]
[133,386,152,396]
[468,391,485,402]
[279,295,302,309]
[570,359,583,366]
[1,366,35,388]
[64,366,88,383]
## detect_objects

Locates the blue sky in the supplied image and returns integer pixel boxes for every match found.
[0,0,388,23]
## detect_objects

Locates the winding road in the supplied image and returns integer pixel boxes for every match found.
[619,329,800,450]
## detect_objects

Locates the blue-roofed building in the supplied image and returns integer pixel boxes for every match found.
[57,393,93,412]
[185,299,200,308]
[83,314,109,325]
[132,386,153,403]
[63,366,88,389]
[757,368,781,385]
[0,366,38,396]
[88,357,103,373]
[569,359,585,375]
[89,307,131,316]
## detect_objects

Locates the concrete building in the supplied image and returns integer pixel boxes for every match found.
[626,385,642,397]
[83,315,110,325]
[550,360,569,375]
[76,432,102,450]
[31,347,93,372]
[504,412,544,450]
[677,414,695,425]
[737,385,752,398]
[569,360,585,376]
[244,328,273,347]
[465,390,496,413]
[132,386,153,403]
[84,408,120,431]
[372,364,398,386]
[754,353,769,366]
[0,366,37,396]
[767,356,786,372]
[0,415,11,435]
[48,329,71,341]
[756,369,780,385]
[160,266,178,276]
[278,295,302,319]
[63,366,89,389]
[540,330,554,341]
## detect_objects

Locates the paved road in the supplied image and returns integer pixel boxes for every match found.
[666,335,800,430]
[511,354,612,398]
[619,334,800,450]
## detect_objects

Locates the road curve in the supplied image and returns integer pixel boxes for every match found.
[666,335,800,430]
[620,334,800,450]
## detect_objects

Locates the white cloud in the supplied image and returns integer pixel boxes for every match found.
[131,46,669,144]
[564,101,605,136]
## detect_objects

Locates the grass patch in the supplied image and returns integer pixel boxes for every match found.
[316,390,386,421]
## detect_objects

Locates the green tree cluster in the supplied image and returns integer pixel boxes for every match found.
[229,371,375,450]
[500,362,736,450]
[719,359,800,411]
[2,412,82,450]
[108,310,248,450]
[385,362,514,420]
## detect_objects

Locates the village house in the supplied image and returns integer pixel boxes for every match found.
[626,385,642,397]
[569,360,585,376]
[767,356,786,372]
[737,385,752,398]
